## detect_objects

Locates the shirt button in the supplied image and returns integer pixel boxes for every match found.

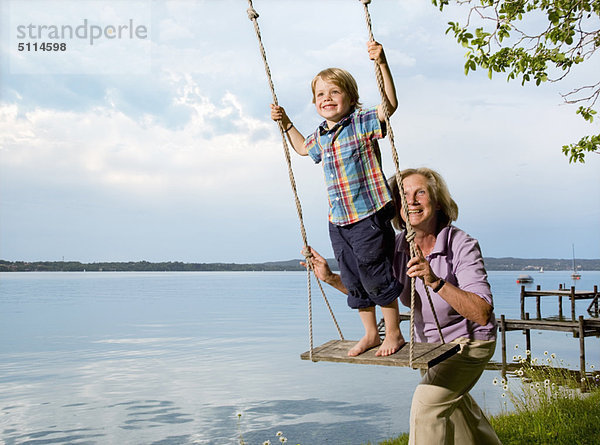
[336,197,340,201]
[330,174,334,178]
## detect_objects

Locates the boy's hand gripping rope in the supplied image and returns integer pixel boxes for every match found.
[359,0,445,367]
[246,0,344,361]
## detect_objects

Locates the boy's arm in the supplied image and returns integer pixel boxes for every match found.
[367,41,398,122]
[270,104,308,156]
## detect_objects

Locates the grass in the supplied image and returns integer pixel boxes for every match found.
[490,388,600,444]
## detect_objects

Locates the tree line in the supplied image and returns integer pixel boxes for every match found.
[1,258,599,272]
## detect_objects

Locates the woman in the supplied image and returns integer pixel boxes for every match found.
[306,167,501,444]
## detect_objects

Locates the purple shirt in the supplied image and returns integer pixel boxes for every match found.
[393,225,497,343]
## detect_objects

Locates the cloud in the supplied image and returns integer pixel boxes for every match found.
[0,78,283,200]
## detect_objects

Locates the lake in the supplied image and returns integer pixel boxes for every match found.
[1,270,598,444]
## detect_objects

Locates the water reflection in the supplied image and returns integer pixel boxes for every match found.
[4,427,105,445]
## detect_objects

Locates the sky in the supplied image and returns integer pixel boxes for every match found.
[0,0,598,263]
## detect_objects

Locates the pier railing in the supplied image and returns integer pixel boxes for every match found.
[520,284,599,320]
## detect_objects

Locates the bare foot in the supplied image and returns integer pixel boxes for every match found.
[375,333,405,357]
[348,335,380,357]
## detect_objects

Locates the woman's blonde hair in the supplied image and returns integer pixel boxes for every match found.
[388,167,459,231]
[311,68,362,109]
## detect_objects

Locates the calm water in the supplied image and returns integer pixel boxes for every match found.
[1,270,598,444]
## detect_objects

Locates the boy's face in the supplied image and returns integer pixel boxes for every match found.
[313,77,354,127]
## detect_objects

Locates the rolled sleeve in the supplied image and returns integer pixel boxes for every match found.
[304,133,321,163]
[452,235,493,307]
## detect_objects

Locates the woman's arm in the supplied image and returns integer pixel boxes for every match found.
[406,246,492,326]
[300,247,348,295]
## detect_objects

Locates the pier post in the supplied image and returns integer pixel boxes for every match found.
[571,286,576,322]
[579,316,586,391]
[500,315,507,377]
[520,285,525,319]
[586,287,599,317]
[525,313,531,362]
[536,285,541,319]
[558,295,563,319]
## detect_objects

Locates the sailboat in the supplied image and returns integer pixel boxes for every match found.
[571,244,581,280]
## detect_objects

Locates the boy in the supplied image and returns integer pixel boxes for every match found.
[271,41,403,357]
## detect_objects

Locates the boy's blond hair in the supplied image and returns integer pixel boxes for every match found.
[311,68,362,109]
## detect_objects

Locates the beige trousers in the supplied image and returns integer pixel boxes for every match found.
[409,338,502,445]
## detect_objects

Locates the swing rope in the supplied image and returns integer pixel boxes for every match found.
[359,0,445,367]
[246,0,344,361]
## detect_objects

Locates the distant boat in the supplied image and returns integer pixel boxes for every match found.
[516,274,534,284]
[571,244,582,280]
[539,267,544,273]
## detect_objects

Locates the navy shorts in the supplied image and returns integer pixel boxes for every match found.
[329,204,403,309]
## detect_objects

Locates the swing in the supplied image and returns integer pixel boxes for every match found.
[246,0,459,369]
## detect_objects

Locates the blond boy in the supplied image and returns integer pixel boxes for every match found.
[271,41,404,357]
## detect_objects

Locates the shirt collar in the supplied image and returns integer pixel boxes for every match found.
[318,108,357,135]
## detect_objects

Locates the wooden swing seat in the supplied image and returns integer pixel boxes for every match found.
[301,340,460,369]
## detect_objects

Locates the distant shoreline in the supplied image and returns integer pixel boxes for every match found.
[1,258,599,272]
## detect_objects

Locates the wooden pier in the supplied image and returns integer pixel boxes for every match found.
[499,314,600,380]
[507,284,600,386]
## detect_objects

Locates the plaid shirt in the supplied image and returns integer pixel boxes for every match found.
[305,106,392,226]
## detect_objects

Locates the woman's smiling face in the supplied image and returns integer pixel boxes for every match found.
[401,173,439,232]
